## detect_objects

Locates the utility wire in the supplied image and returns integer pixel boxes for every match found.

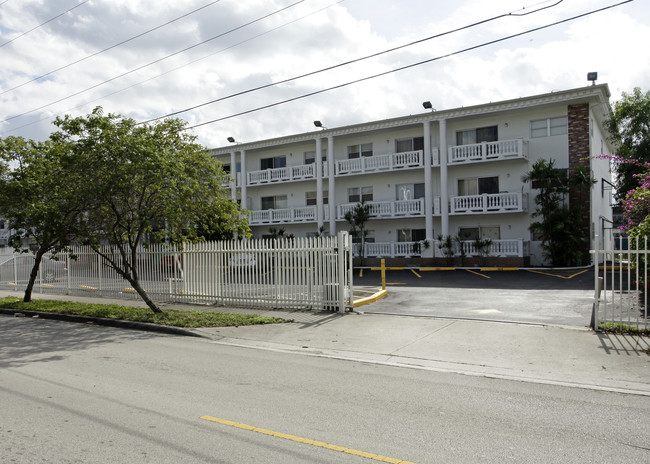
[0,0,222,95]
[1,0,305,123]
[0,0,90,48]
[185,0,632,132]
[142,0,566,124]
[0,1,343,136]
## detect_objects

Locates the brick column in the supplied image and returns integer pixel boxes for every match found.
[568,103,591,262]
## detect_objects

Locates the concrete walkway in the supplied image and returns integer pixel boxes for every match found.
[1,289,648,396]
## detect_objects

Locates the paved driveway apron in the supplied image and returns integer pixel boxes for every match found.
[356,268,595,327]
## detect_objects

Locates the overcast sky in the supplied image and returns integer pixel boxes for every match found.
[0,0,647,148]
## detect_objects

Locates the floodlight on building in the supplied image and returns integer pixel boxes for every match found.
[587,72,598,86]
[227,137,236,143]
[422,101,435,111]
[314,120,326,129]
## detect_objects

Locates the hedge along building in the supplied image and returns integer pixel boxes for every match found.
[208,84,615,267]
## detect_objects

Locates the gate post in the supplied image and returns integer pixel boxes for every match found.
[591,236,600,330]
[337,231,351,312]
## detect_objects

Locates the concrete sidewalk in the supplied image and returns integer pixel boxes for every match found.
[1,290,649,396]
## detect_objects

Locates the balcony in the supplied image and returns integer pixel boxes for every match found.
[448,138,528,165]
[450,192,527,215]
[357,241,424,258]
[247,163,328,186]
[337,199,425,220]
[434,239,528,258]
[357,239,527,258]
[336,150,431,176]
[248,206,330,225]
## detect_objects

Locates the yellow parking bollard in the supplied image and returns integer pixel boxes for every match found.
[381,258,386,290]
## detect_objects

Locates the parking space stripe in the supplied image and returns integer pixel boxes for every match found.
[526,269,589,279]
[200,415,417,463]
[410,269,422,278]
[466,269,490,279]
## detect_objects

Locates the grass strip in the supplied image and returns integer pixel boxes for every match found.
[0,297,289,328]
[598,321,650,336]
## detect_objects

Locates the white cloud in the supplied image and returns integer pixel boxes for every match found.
[0,0,647,147]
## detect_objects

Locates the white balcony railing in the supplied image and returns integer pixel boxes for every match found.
[248,206,330,225]
[247,163,328,186]
[448,139,528,165]
[0,229,9,240]
[336,150,424,176]
[452,239,526,258]
[450,193,526,215]
[337,199,425,220]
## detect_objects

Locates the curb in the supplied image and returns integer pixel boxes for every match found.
[0,307,207,338]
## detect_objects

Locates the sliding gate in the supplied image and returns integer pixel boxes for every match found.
[0,231,354,312]
[593,235,649,331]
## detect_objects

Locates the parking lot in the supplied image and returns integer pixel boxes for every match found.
[354,268,595,327]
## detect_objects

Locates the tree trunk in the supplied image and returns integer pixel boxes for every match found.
[24,247,46,303]
[126,276,163,314]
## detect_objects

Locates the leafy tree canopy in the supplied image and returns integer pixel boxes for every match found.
[606,87,650,200]
[50,107,250,312]
[0,135,87,302]
[522,159,594,267]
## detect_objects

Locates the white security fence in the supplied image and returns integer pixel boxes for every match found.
[0,232,354,311]
[593,236,649,331]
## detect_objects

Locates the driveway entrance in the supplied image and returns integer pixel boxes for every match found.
[355,269,594,326]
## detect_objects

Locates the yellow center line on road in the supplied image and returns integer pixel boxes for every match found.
[466,269,490,279]
[200,415,417,464]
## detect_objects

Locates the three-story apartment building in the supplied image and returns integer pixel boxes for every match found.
[208,84,615,266]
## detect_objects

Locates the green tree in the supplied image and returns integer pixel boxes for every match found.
[522,159,594,267]
[605,87,650,201]
[0,136,86,302]
[344,201,371,262]
[53,107,249,313]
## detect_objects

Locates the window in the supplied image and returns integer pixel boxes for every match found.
[458,226,500,241]
[347,143,373,159]
[222,164,231,174]
[456,126,498,145]
[306,191,328,206]
[530,116,568,138]
[348,186,373,203]
[261,195,287,210]
[396,183,425,200]
[395,137,424,153]
[352,230,375,244]
[397,229,426,242]
[304,150,326,164]
[260,156,286,170]
[458,176,499,196]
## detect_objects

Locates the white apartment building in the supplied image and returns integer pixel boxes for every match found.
[208,84,615,266]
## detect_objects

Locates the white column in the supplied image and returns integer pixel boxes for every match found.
[423,120,433,242]
[439,120,449,237]
[315,137,323,229]
[240,149,247,209]
[230,150,237,202]
[327,135,336,235]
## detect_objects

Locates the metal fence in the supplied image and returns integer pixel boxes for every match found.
[0,231,354,311]
[593,235,649,331]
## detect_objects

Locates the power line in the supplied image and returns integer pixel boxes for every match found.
[0,0,222,95]
[184,0,632,132]
[142,0,566,124]
[0,0,345,136]
[0,0,305,123]
[0,0,90,48]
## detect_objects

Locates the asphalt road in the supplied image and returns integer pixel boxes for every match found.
[2,316,649,464]
[355,269,596,326]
